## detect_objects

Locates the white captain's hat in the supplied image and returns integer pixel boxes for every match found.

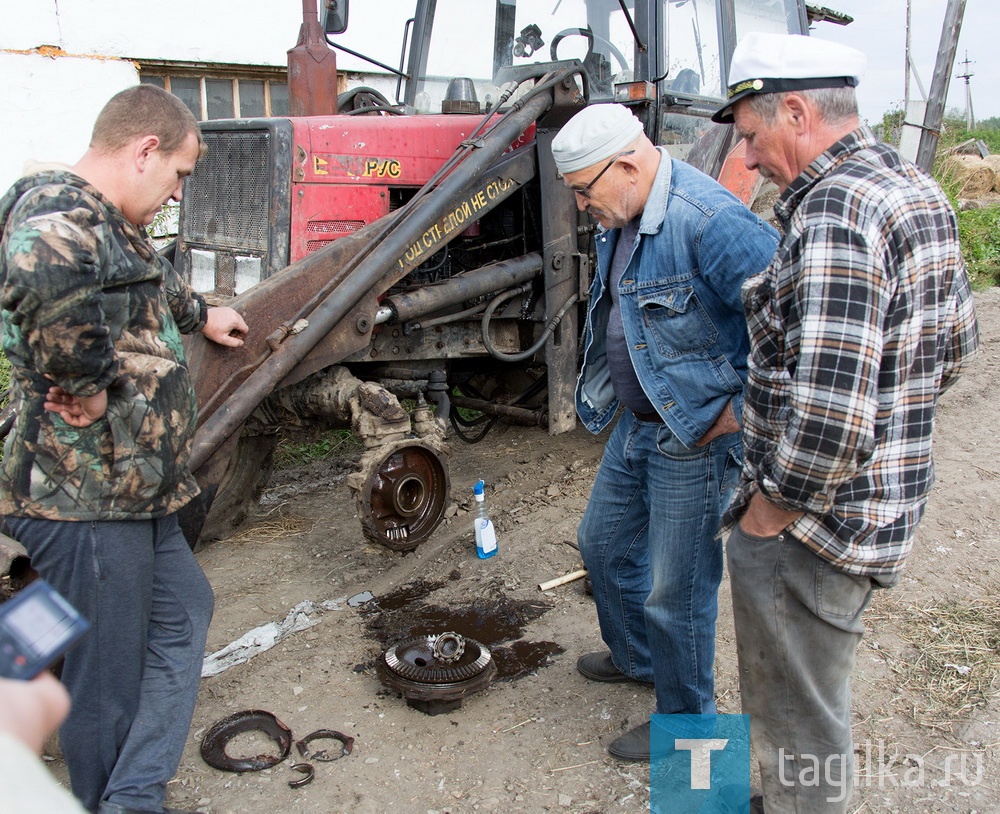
[712,32,866,124]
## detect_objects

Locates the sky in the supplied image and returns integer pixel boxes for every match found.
[811,0,995,126]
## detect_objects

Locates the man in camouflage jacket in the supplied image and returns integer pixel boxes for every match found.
[0,85,248,814]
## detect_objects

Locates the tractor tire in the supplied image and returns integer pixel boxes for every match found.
[197,434,278,545]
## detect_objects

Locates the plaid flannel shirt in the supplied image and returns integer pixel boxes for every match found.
[724,128,979,583]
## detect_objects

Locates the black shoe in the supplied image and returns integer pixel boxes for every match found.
[750,788,766,814]
[607,720,674,762]
[577,651,631,682]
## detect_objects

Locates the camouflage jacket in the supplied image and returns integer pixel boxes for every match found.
[0,170,208,520]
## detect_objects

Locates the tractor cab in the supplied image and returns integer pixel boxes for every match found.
[323,0,811,165]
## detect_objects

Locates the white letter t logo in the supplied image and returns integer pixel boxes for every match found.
[674,739,729,789]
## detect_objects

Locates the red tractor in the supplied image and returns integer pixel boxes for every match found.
[175,0,850,549]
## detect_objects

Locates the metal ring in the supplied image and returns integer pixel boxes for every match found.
[432,631,466,663]
[288,762,315,788]
[295,729,355,762]
[200,709,292,772]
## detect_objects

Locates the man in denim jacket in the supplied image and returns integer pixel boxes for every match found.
[552,104,778,760]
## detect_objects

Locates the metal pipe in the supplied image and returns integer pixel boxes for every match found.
[189,84,557,472]
[385,253,542,323]
[287,0,339,116]
[449,396,544,427]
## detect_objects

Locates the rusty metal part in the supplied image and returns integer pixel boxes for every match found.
[378,633,497,714]
[200,709,292,772]
[0,532,30,583]
[183,85,559,478]
[385,253,543,325]
[432,632,466,663]
[287,0,338,118]
[287,762,315,788]
[268,366,408,434]
[449,395,546,427]
[275,368,452,552]
[295,729,354,762]
[383,635,492,684]
[352,441,451,551]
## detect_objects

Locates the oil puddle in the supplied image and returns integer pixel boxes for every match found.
[365,574,455,611]
[359,577,564,680]
[491,640,564,680]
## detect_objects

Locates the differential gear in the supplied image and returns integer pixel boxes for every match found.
[378,633,496,714]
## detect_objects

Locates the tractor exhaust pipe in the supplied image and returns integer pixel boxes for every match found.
[287,0,339,116]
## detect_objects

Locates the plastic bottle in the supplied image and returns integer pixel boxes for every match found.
[473,479,498,559]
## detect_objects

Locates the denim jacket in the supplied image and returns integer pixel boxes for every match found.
[576,149,779,447]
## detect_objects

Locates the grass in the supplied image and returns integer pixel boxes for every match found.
[274,428,361,468]
[933,117,1000,288]
[869,591,1000,729]
[955,205,1000,288]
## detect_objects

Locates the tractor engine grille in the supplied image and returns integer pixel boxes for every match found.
[177,119,292,296]
[183,130,271,252]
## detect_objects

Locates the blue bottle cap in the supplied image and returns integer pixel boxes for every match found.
[473,479,485,496]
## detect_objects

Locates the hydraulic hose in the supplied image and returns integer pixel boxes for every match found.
[481,291,580,363]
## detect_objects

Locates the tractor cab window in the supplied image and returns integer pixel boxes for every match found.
[662,0,722,100]
[411,0,638,114]
[656,0,723,160]
[734,0,805,41]
[655,0,805,163]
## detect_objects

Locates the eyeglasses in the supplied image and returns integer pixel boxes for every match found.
[569,149,636,199]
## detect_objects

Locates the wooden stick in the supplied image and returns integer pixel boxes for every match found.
[538,569,588,592]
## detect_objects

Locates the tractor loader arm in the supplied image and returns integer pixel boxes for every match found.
[180,65,586,546]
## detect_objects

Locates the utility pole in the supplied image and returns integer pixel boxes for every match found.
[904,0,911,110]
[915,0,966,172]
[956,51,975,130]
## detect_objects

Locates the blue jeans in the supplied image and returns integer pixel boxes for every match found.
[578,412,741,715]
[6,514,213,813]
[727,523,874,813]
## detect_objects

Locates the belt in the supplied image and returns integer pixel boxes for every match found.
[631,409,663,423]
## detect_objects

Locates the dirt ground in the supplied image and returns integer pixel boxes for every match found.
[54,290,1000,813]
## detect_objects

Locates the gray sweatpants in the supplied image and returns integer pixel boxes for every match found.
[727,523,873,814]
[6,514,213,813]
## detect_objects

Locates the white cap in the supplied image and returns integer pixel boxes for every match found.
[712,32,866,123]
[551,104,644,175]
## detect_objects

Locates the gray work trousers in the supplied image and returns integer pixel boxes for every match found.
[6,514,213,813]
[727,522,874,814]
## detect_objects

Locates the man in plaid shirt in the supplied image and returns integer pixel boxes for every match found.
[712,33,979,813]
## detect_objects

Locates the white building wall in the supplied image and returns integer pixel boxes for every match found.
[0,52,139,189]
[0,0,303,67]
[0,0,395,191]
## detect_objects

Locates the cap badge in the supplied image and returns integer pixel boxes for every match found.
[728,78,765,99]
